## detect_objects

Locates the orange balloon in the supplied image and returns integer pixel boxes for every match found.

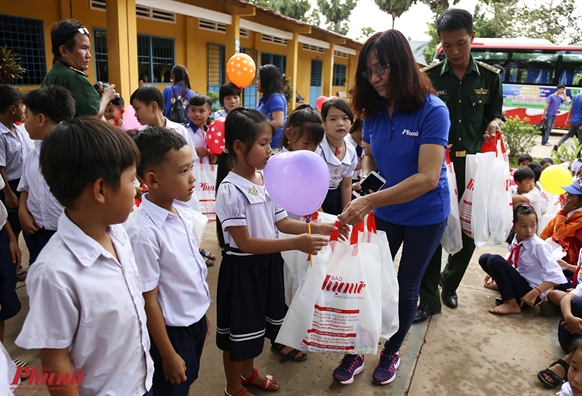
[227,53,256,89]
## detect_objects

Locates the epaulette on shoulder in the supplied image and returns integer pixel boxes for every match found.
[421,61,442,72]
[477,61,501,74]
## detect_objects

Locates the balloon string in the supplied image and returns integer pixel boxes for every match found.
[306,214,313,268]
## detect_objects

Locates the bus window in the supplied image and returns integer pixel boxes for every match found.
[471,50,509,81]
[509,51,558,85]
[559,52,582,86]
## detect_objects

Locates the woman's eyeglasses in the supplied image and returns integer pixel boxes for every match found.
[361,64,390,79]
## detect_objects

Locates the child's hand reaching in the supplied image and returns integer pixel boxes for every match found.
[163,351,187,384]
[520,289,539,308]
[294,234,328,255]
[563,315,582,335]
[313,222,350,241]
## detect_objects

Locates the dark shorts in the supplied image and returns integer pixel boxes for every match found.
[0,230,21,320]
[322,187,342,215]
[149,316,207,396]
[216,250,286,362]
[0,179,22,236]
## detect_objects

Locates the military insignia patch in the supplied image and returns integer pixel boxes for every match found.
[474,88,489,95]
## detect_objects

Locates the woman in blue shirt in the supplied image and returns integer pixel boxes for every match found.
[336,30,451,386]
[162,65,195,122]
[256,64,287,148]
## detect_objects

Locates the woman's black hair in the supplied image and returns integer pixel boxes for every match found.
[171,65,191,90]
[219,82,242,106]
[258,64,284,103]
[279,104,324,149]
[321,98,354,124]
[513,203,538,226]
[215,108,271,248]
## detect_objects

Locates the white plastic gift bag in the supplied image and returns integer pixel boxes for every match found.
[471,152,495,247]
[193,160,217,221]
[276,214,399,354]
[459,154,478,238]
[441,150,463,255]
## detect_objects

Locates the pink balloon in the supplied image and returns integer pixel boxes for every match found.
[315,96,328,111]
[264,150,329,216]
[122,105,143,130]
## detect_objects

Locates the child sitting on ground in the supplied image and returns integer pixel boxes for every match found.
[17,86,75,276]
[128,128,211,395]
[15,117,153,395]
[512,166,541,221]
[104,94,127,130]
[214,82,241,120]
[479,203,566,315]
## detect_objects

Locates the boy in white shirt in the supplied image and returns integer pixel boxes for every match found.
[17,87,74,274]
[127,128,211,395]
[186,94,215,164]
[512,166,541,221]
[15,117,153,395]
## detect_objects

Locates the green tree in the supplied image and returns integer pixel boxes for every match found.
[357,27,376,42]
[317,0,358,36]
[414,0,459,12]
[512,0,582,44]
[246,0,312,22]
[374,0,414,29]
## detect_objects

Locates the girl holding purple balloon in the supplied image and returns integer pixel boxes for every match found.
[214,108,342,396]
[336,30,451,386]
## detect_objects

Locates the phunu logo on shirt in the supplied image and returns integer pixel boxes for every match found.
[322,275,366,294]
[402,129,419,137]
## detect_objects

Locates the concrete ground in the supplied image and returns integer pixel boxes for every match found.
[5,131,572,396]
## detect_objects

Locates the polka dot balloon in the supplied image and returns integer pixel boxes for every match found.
[205,117,226,155]
[226,53,256,89]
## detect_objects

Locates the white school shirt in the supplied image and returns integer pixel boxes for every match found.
[15,214,154,396]
[186,124,211,164]
[16,142,62,230]
[215,171,287,253]
[140,119,199,161]
[557,381,573,396]
[344,134,365,180]
[213,109,227,120]
[0,123,32,181]
[0,177,7,229]
[127,195,210,326]
[316,137,357,190]
[508,234,567,298]
[511,185,542,221]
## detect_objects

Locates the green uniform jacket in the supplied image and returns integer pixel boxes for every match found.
[422,55,503,154]
[41,62,100,117]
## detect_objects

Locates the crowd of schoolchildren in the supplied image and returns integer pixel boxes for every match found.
[0,53,581,396]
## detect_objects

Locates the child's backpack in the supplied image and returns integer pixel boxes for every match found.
[167,86,188,124]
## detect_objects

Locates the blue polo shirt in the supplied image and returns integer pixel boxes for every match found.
[571,94,582,124]
[363,94,450,226]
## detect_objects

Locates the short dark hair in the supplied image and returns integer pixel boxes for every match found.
[527,162,542,182]
[353,29,435,118]
[24,85,76,124]
[517,154,533,164]
[0,86,23,113]
[436,8,473,36]
[258,64,284,103]
[189,94,213,109]
[513,166,536,183]
[132,127,187,180]
[321,98,354,124]
[130,85,165,112]
[557,84,566,90]
[110,95,125,109]
[51,19,89,60]
[540,157,554,166]
[40,118,140,208]
[280,104,324,149]
[219,82,242,106]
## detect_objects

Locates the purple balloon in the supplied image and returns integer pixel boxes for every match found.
[264,150,329,216]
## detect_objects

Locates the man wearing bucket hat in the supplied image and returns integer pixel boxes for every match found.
[42,19,116,118]
[540,178,582,271]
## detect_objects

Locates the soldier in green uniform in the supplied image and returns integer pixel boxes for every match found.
[414,8,504,323]
[42,19,116,118]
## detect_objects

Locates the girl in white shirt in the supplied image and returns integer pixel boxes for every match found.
[214,108,342,396]
[479,203,566,315]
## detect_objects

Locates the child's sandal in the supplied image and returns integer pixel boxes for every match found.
[224,387,250,396]
[537,359,569,389]
[240,368,279,392]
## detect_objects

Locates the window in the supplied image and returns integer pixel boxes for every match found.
[507,51,558,85]
[260,53,286,74]
[559,52,582,86]
[138,35,175,83]
[208,43,225,94]
[333,64,347,86]
[0,14,46,85]
[93,29,108,82]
